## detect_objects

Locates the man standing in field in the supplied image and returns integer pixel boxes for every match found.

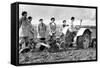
[38,19,47,40]
[68,17,75,32]
[27,16,34,39]
[64,17,77,47]
[19,11,28,29]
[19,11,29,49]
[62,20,68,35]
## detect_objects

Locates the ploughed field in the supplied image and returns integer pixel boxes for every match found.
[19,48,96,64]
[19,26,96,64]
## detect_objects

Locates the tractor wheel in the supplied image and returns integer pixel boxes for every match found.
[60,41,66,50]
[76,36,84,49]
[76,29,92,49]
[76,34,91,49]
[82,33,91,49]
[91,38,96,48]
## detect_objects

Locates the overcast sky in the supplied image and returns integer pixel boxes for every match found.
[19,4,96,26]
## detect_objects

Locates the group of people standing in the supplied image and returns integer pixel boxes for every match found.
[19,11,58,41]
[19,11,78,49]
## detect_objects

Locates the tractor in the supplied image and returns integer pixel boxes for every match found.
[61,23,96,50]
[74,28,92,49]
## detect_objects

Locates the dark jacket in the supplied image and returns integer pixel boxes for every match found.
[38,22,47,38]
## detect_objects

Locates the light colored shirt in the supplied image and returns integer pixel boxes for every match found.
[49,22,56,34]
[19,17,29,37]
[62,20,75,35]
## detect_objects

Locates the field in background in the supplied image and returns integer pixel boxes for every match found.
[32,25,96,39]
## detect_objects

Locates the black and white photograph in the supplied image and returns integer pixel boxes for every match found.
[17,3,97,65]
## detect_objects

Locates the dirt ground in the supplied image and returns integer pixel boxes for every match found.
[19,48,96,64]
